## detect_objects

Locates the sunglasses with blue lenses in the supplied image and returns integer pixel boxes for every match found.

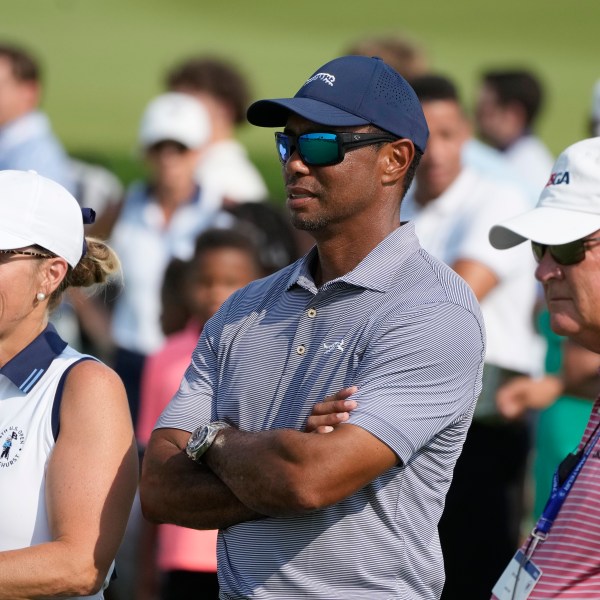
[275,131,398,167]
[531,236,600,266]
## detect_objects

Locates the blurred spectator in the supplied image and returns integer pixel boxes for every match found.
[496,311,600,518]
[224,201,303,274]
[70,157,125,239]
[344,32,429,81]
[159,257,192,336]
[475,69,554,192]
[0,43,74,192]
[166,55,268,204]
[403,74,540,600]
[346,34,537,205]
[109,92,223,426]
[589,79,600,137]
[135,229,264,600]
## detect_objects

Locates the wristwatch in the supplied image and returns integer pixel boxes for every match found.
[186,420,231,463]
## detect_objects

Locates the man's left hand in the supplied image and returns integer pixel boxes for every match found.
[305,386,358,433]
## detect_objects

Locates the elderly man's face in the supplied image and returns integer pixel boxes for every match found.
[535,231,600,353]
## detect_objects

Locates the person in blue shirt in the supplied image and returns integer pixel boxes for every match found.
[0,43,74,193]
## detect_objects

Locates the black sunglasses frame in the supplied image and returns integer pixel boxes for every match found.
[275,131,398,166]
[0,249,53,259]
[531,236,600,266]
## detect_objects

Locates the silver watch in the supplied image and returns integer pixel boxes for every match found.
[185,420,231,463]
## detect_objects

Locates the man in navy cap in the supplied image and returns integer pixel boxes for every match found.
[141,56,485,600]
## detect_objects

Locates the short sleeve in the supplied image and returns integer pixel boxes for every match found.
[348,301,485,463]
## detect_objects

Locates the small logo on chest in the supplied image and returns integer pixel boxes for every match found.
[0,426,25,468]
[323,339,345,355]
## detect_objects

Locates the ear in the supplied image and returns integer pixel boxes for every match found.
[38,257,69,296]
[381,139,415,186]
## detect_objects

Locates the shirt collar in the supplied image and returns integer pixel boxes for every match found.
[0,111,51,152]
[0,324,67,394]
[285,223,422,294]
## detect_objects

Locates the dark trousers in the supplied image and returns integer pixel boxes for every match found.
[113,346,146,428]
[439,418,532,600]
[161,570,220,600]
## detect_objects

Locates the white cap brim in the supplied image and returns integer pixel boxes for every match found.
[0,230,37,251]
[489,205,600,248]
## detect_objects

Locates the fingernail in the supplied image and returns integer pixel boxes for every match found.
[344,400,357,408]
[323,426,334,433]
[336,412,349,420]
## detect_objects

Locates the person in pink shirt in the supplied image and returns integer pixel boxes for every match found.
[136,228,264,600]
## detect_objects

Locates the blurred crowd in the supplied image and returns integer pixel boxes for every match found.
[0,33,599,600]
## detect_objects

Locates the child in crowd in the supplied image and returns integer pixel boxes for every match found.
[135,228,264,600]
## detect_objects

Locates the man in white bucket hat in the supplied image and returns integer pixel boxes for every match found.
[489,137,600,598]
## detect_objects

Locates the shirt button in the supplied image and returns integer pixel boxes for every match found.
[307,308,317,318]
[296,345,306,355]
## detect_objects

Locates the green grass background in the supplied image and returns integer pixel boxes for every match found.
[2,0,599,199]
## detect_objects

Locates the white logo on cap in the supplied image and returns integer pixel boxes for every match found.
[304,72,335,87]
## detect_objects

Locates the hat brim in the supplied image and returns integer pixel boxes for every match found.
[489,205,600,249]
[247,97,370,128]
[0,230,37,252]
[139,134,195,150]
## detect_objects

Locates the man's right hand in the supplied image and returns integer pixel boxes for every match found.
[305,386,358,433]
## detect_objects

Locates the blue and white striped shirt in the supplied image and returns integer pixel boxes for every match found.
[157,222,486,599]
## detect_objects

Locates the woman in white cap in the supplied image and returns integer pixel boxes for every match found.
[0,170,138,598]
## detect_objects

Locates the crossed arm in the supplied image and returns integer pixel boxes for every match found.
[0,361,138,599]
[138,387,389,529]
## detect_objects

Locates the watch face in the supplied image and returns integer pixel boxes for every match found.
[186,421,230,462]
[187,426,209,454]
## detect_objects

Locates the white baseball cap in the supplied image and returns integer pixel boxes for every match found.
[0,170,85,267]
[138,92,211,150]
[489,137,600,248]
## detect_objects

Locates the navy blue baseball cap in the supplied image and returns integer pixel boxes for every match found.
[247,55,429,153]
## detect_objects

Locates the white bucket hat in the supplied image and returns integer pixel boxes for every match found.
[138,92,211,150]
[489,137,600,248]
[0,170,85,267]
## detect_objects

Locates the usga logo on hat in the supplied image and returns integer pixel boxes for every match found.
[489,137,600,248]
[545,171,570,186]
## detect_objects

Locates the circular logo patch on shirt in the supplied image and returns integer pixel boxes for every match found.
[0,426,25,468]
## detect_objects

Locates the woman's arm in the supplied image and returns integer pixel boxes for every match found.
[0,360,138,599]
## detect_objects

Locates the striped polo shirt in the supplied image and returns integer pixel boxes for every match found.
[157,222,486,600]
[494,397,600,599]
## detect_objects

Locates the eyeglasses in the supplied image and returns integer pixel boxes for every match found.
[531,236,600,266]
[0,249,52,259]
[275,131,398,166]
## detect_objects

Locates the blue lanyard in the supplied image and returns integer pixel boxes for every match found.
[534,423,600,537]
